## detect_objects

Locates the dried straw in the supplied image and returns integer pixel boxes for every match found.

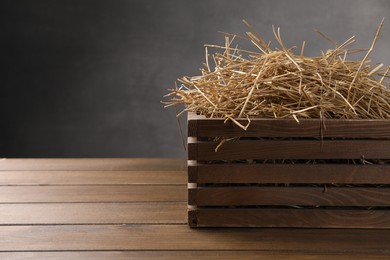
[163,20,390,129]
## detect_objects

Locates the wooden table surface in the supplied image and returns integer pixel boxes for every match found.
[1,158,390,259]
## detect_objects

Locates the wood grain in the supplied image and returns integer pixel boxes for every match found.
[2,251,389,260]
[0,185,186,203]
[189,164,390,184]
[0,203,186,224]
[188,112,390,138]
[189,187,390,206]
[0,170,186,185]
[2,158,390,257]
[0,158,187,171]
[189,208,390,228]
[2,224,390,251]
[189,140,390,160]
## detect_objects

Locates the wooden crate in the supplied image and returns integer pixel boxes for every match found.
[187,112,390,228]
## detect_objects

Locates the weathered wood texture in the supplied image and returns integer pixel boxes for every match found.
[2,158,390,259]
[188,112,390,228]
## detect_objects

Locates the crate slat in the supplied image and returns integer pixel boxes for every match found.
[188,112,390,138]
[189,140,390,160]
[189,208,390,228]
[188,164,390,184]
[189,187,390,206]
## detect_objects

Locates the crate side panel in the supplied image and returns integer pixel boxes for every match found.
[190,208,390,228]
[189,187,390,206]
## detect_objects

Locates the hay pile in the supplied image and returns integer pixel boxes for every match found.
[164,20,390,129]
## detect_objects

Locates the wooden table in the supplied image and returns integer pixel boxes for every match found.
[1,158,390,259]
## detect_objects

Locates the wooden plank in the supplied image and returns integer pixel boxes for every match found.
[0,158,186,171]
[0,202,186,224]
[2,225,390,251]
[0,185,186,203]
[0,170,186,185]
[2,251,390,260]
[189,187,390,206]
[188,112,390,138]
[189,208,390,228]
[189,164,390,184]
[189,140,390,160]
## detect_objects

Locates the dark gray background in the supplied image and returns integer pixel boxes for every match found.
[0,0,389,158]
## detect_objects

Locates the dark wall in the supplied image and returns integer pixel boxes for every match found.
[0,0,389,158]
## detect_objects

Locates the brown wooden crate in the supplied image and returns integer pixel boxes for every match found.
[187,112,390,228]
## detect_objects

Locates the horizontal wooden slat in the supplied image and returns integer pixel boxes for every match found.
[0,203,186,224]
[189,164,390,184]
[0,185,186,203]
[3,225,390,251]
[189,208,390,228]
[188,112,390,138]
[189,187,390,206]
[189,140,390,160]
[0,158,186,171]
[2,251,389,260]
[0,170,186,185]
